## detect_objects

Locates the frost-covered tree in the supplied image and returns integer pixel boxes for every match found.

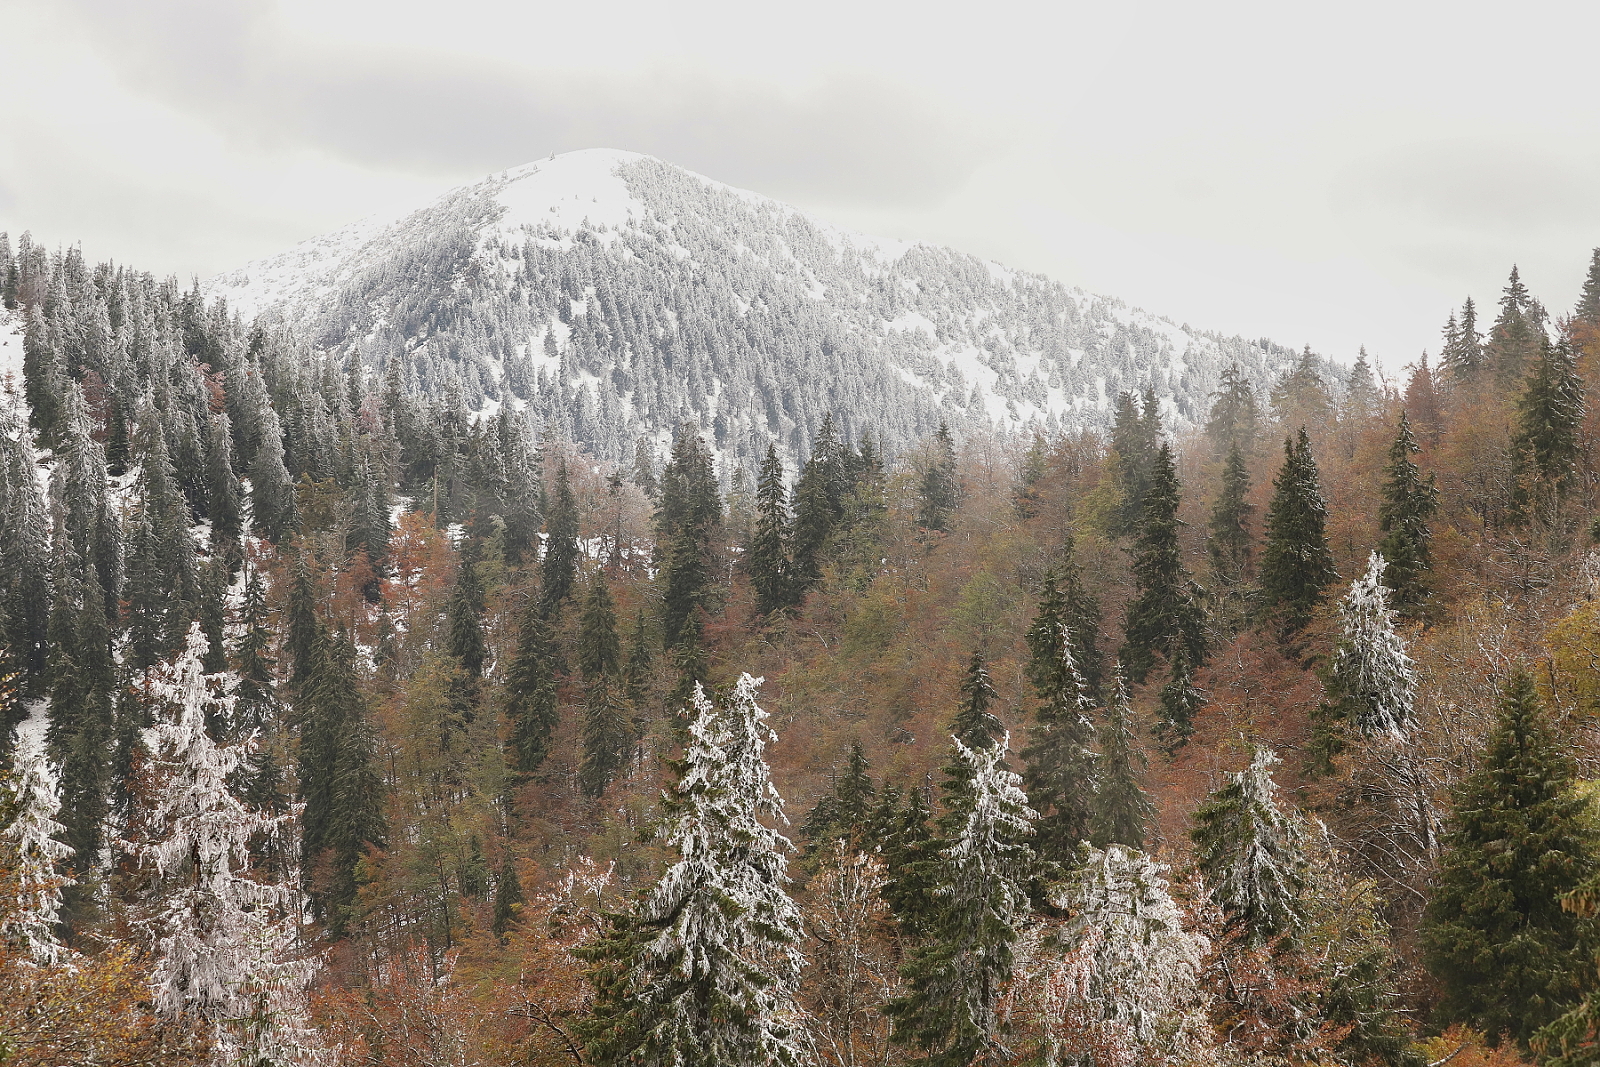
[1023,845,1211,1067]
[1191,747,1307,945]
[579,675,805,1067]
[1329,553,1417,742]
[0,725,73,964]
[130,626,323,1065]
[887,733,1036,1067]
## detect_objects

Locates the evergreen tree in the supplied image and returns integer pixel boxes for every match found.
[1205,364,1260,458]
[1344,347,1383,422]
[1107,390,1161,537]
[886,734,1035,1067]
[1259,429,1337,635]
[1021,619,1098,867]
[792,416,847,590]
[1330,554,1417,742]
[1488,265,1546,388]
[1510,334,1585,517]
[578,574,622,686]
[1271,347,1334,436]
[579,682,634,799]
[1090,668,1153,851]
[915,422,961,533]
[1376,412,1437,616]
[578,676,805,1067]
[1025,551,1104,700]
[749,444,792,615]
[1119,442,1205,685]
[1191,747,1307,944]
[504,595,559,774]
[1441,299,1485,385]
[881,785,940,937]
[0,727,73,964]
[491,855,525,940]
[1155,647,1206,753]
[540,458,580,616]
[800,740,877,854]
[656,425,722,649]
[1423,669,1600,1047]
[1207,441,1254,590]
[951,652,1003,752]
[1574,247,1600,330]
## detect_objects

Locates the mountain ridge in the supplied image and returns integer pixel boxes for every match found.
[207,149,1309,470]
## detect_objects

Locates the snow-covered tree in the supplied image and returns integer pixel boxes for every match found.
[1019,845,1211,1067]
[129,626,324,1065]
[887,733,1036,1067]
[1191,747,1307,945]
[579,674,806,1067]
[1330,553,1417,740]
[1,724,73,964]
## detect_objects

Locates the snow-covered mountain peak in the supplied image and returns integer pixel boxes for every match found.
[207,149,1304,471]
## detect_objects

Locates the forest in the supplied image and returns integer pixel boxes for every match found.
[3,227,1600,1067]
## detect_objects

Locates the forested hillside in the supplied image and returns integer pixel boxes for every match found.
[207,150,1307,471]
[6,225,1600,1067]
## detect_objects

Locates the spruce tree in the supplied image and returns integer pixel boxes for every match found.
[579,682,634,798]
[1510,335,1584,517]
[1207,441,1254,591]
[1259,429,1337,635]
[915,422,961,532]
[1488,265,1545,388]
[1155,646,1206,752]
[1423,669,1600,1046]
[491,855,525,940]
[1107,390,1160,537]
[1376,412,1437,616]
[578,575,622,685]
[1441,298,1485,385]
[1119,441,1205,685]
[656,425,722,649]
[952,652,1003,752]
[792,417,846,589]
[504,594,559,774]
[1026,551,1104,700]
[1191,746,1307,945]
[881,786,940,937]
[1090,668,1153,851]
[1575,247,1600,330]
[1021,618,1098,867]
[578,676,805,1067]
[886,734,1035,1067]
[0,728,73,964]
[749,444,792,616]
[540,458,580,616]
[800,741,877,855]
[1205,365,1260,459]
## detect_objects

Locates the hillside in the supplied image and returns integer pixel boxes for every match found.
[209,149,1305,469]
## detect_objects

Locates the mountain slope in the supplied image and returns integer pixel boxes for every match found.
[209,149,1300,468]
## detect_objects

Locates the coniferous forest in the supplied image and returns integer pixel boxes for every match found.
[7,227,1600,1067]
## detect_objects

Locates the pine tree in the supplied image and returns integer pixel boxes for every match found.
[749,444,792,615]
[1259,429,1337,635]
[578,675,805,1067]
[1376,412,1437,616]
[1091,668,1153,851]
[1021,620,1098,868]
[1119,441,1205,685]
[1423,669,1600,1047]
[504,595,559,774]
[0,727,73,964]
[1107,390,1161,537]
[916,422,961,532]
[885,734,1035,1067]
[541,458,580,617]
[1191,747,1307,945]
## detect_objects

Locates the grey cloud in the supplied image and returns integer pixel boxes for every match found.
[56,0,991,207]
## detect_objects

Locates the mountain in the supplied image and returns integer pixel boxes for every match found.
[208,149,1301,469]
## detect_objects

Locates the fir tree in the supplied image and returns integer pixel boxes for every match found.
[1107,390,1161,537]
[882,785,941,937]
[886,733,1035,1067]
[1441,299,1485,385]
[504,595,559,774]
[579,682,634,798]
[952,652,1003,752]
[1026,552,1104,700]
[540,458,580,616]
[491,855,525,940]
[578,574,622,686]
[749,444,792,615]
[1205,364,1260,458]
[1191,746,1307,945]
[1207,441,1254,592]
[915,422,961,533]
[1091,668,1153,851]
[800,740,877,856]
[1575,247,1600,330]
[656,425,722,649]
[1259,429,1337,635]
[1119,441,1205,685]
[0,727,73,964]
[578,676,805,1067]
[1324,554,1417,750]
[1376,412,1437,616]
[1271,347,1334,435]
[793,416,847,590]
[1423,669,1600,1047]
[1345,347,1383,422]
[1509,334,1585,517]
[1488,265,1545,388]
[1155,646,1206,753]
[1021,622,1097,868]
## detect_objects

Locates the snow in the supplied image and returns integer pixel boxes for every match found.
[493,149,648,236]
[0,308,23,402]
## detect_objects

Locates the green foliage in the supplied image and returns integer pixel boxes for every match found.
[1259,428,1338,635]
[916,422,961,533]
[1090,668,1152,851]
[749,444,791,616]
[504,595,559,774]
[1376,412,1438,616]
[1119,441,1206,684]
[1423,669,1600,1047]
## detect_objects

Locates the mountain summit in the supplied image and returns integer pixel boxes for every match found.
[209,148,1294,468]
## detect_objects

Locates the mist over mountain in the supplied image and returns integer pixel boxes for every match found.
[209,149,1306,469]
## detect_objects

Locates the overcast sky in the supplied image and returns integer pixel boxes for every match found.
[3,0,1598,372]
